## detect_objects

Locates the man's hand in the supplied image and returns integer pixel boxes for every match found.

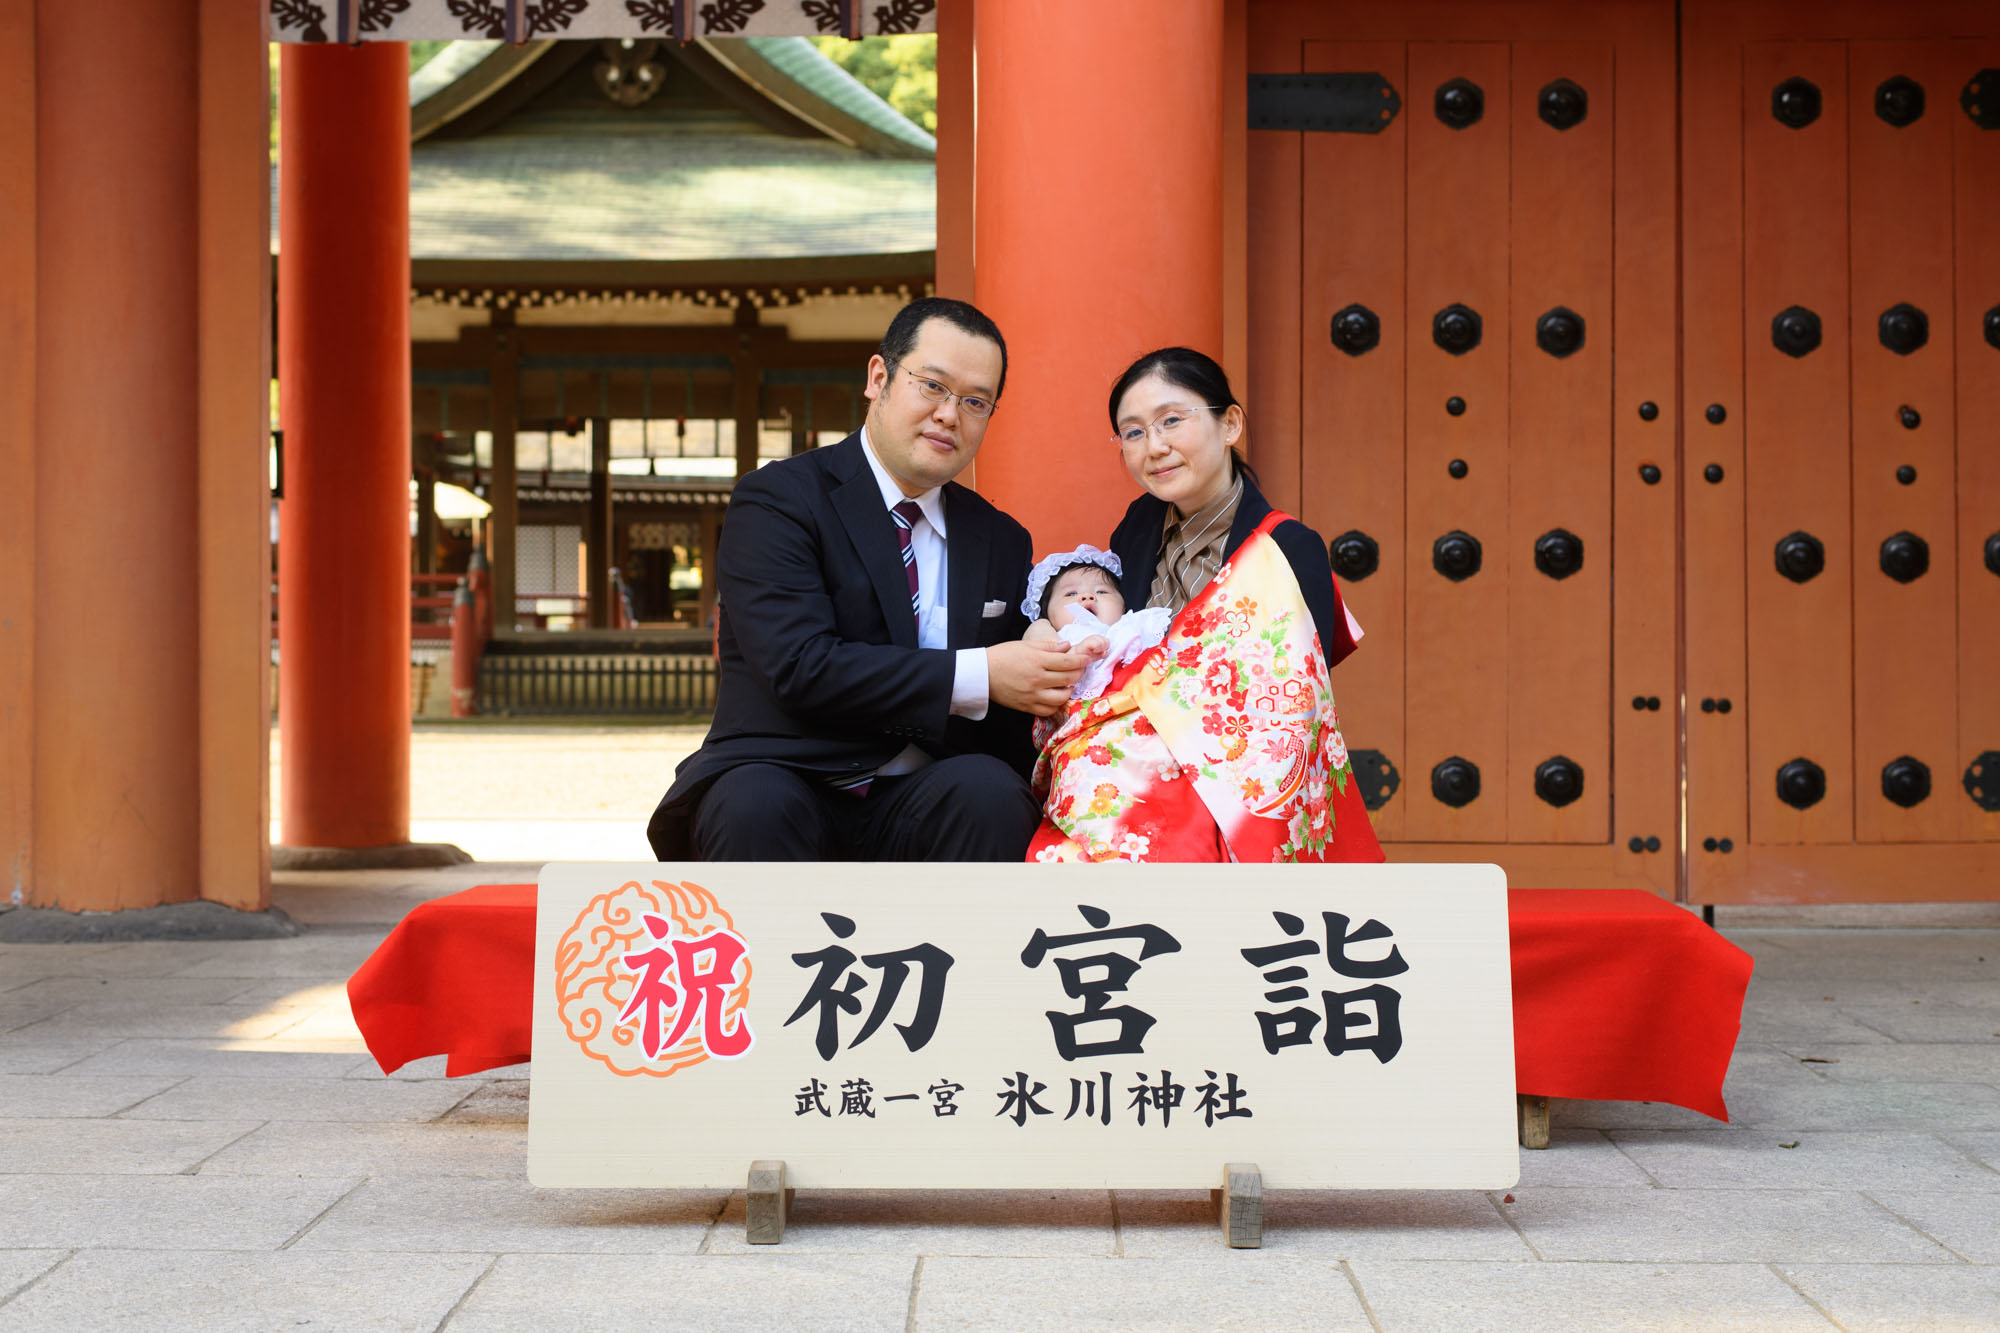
[987,639,1086,717]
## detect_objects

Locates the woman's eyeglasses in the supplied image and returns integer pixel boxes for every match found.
[893,365,995,419]
[1114,405,1225,447]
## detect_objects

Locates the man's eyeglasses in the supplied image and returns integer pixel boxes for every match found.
[1114,405,1225,447]
[892,364,995,419]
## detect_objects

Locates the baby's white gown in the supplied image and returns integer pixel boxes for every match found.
[1057,604,1176,700]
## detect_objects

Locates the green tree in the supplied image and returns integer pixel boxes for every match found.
[809,34,936,133]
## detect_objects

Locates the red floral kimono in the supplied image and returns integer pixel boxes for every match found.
[1027,513,1384,864]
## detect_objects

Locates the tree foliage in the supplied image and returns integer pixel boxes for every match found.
[808,34,936,133]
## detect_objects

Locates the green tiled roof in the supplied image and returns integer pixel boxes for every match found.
[741,37,935,157]
[409,130,934,261]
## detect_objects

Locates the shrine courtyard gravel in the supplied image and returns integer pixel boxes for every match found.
[0,724,1996,1331]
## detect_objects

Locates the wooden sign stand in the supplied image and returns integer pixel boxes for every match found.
[747,1159,1268,1249]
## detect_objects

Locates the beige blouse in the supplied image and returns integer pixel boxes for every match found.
[1146,473,1245,614]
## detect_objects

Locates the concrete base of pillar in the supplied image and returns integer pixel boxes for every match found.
[0,901,300,943]
[271,842,473,871]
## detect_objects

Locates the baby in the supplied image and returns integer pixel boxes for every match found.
[1021,546,1174,701]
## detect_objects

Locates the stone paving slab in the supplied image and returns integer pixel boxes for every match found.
[437,1080,531,1124]
[198,1120,528,1179]
[1868,1191,2000,1263]
[0,1253,66,1307]
[1834,1001,2000,1044]
[166,935,397,980]
[343,1053,532,1082]
[703,1189,1115,1258]
[1609,1130,2000,1192]
[5,977,268,1008]
[1115,1189,1532,1262]
[0,943,136,977]
[446,1253,914,1333]
[1496,1187,1961,1263]
[1348,1259,1835,1331]
[1720,1080,2000,1132]
[0,1074,184,1118]
[1773,1043,2000,1084]
[0,1038,121,1075]
[1779,1262,2000,1332]
[10,1002,310,1042]
[915,1254,1374,1330]
[1947,1131,2000,1174]
[118,1075,472,1123]
[61,1037,377,1081]
[0,1250,492,1333]
[0,1175,360,1250]
[291,1178,724,1255]
[0,1117,259,1175]
[1513,1129,1658,1188]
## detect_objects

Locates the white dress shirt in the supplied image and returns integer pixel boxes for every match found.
[858,429,991,775]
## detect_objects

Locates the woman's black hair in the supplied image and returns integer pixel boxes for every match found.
[1107,346,1257,484]
[1038,560,1119,620]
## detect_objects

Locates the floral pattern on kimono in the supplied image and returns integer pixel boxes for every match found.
[1027,513,1383,865]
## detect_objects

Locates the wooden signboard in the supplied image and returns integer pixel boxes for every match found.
[529,862,1517,1194]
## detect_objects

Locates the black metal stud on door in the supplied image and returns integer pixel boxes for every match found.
[1775,531,1825,583]
[1435,78,1483,129]
[1533,756,1584,808]
[1880,531,1930,583]
[1772,76,1822,128]
[1965,753,2000,813]
[1876,75,1925,127]
[1533,528,1584,580]
[1985,305,2000,350]
[1987,533,2000,577]
[1964,71,2000,130]
[1879,303,1929,355]
[1538,78,1587,129]
[1433,304,1482,355]
[1349,750,1402,811]
[1432,530,1483,582]
[1329,530,1379,581]
[1772,306,1822,357]
[1432,756,1481,808]
[1777,758,1827,810]
[1882,756,1931,807]
[1536,306,1585,358]
[1331,304,1381,356]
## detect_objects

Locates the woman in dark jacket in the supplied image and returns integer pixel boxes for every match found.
[1026,347,1382,864]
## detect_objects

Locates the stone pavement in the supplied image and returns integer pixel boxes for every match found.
[0,724,1992,1330]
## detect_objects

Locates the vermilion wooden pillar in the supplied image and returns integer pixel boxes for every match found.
[971,0,1225,550]
[32,0,204,907]
[279,43,412,849]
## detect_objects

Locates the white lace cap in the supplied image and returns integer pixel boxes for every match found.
[1022,544,1124,619]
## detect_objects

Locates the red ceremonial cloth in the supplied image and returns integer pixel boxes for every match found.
[348,884,1752,1119]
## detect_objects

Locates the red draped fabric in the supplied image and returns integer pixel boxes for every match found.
[348,884,1752,1119]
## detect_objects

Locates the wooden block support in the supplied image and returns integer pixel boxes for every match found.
[1517,1094,1551,1150]
[746,1159,787,1244]
[1219,1161,1263,1248]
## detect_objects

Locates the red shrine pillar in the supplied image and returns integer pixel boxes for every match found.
[12,0,272,915]
[970,0,1226,550]
[278,44,413,850]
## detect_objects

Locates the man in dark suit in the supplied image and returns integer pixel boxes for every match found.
[647,298,1085,862]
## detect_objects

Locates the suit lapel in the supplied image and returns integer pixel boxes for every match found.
[828,439,920,649]
[945,487,989,649]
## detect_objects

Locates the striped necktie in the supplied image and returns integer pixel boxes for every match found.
[890,500,922,616]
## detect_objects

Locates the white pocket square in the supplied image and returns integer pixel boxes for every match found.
[981,600,1008,618]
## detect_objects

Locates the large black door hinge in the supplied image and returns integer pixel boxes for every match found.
[1249,73,1401,133]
